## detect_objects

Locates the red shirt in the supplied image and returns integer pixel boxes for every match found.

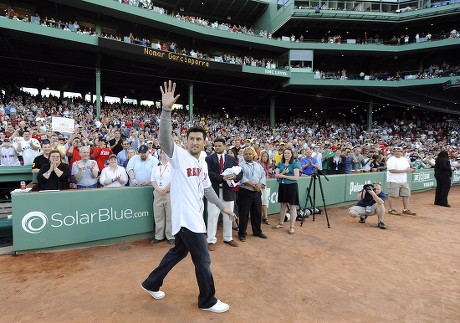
[93,147,113,170]
[32,134,42,142]
[67,147,81,167]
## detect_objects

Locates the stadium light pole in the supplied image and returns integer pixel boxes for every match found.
[270,95,275,128]
[95,54,101,117]
[367,100,373,131]
[188,83,194,121]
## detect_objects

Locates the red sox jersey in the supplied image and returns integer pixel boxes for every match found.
[167,145,211,235]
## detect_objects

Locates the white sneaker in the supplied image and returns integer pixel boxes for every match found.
[141,284,165,300]
[201,300,229,313]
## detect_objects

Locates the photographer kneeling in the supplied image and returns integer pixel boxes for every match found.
[348,183,387,229]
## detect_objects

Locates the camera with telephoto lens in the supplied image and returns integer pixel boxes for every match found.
[363,183,375,191]
[297,207,322,220]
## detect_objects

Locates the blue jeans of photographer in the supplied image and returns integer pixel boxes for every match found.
[142,227,217,309]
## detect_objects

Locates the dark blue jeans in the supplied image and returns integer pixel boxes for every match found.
[142,227,217,309]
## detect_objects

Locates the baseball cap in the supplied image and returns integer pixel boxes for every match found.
[280,142,285,145]
[393,147,403,151]
[108,154,117,159]
[138,144,148,154]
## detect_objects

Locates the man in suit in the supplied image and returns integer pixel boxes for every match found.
[206,138,243,251]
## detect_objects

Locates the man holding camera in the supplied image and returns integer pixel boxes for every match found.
[348,183,387,229]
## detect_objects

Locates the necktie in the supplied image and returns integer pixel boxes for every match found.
[219,155,224,174]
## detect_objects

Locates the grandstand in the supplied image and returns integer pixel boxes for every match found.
[0,0,460,122]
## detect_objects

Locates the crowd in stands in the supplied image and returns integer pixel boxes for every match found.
[114,33,276,69]
[5,4,460,75]
[7,7,460,78]
[1,90,460,191]
[5,2,460,49]
[295,0,460,12]
[314,62,460,81]
[114,0,272,39]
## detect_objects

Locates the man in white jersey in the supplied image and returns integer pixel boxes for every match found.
[386,146,417,216]
[141,80,236,314]
[13,129,40,166]
[0,138,20,166]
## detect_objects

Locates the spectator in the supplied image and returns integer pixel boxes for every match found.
[150,150,173,245]
[117,139,130,166]
[99,154,128,188]
[329,148,346,174]
[300,149,319,176]
[32,140,52,173]
[238,147,267,242]
[37,150,71,190]
[321,144,335,174]
[71,146,99,189]
[386,147,417,216]
[258,150,273,225]
[123,148,136,168]
[206,138,242,250]
[109,130,124,155]
[13,129,40,166]
[273,148,300,234]
[0,138,20,166]
[93,138,113,171]
[126,144,158,186]
[434,150,452,207]
[66,137,82,167]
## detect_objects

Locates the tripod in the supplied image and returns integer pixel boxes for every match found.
[300,171,330,228]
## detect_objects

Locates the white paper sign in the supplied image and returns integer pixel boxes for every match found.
[52,117,75,133]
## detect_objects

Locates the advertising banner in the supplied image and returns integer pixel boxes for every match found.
[343,172,386,202]
[12,187,153,251]
[411,169,435,191]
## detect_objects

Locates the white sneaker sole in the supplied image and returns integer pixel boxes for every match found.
[140,284,165,300]
[200,300,229,313]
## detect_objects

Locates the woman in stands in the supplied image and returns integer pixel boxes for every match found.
[37,150,71,190]
[99,154,128,188]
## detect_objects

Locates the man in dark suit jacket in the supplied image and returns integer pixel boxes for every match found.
[206,138,243,251]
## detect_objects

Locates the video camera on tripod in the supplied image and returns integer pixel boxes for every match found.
[298,167,331,228]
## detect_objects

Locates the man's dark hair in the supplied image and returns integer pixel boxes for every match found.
[187,126,206,140]
[213,137,226,145]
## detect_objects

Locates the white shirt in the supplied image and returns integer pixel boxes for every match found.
[150,160,172,189]
[168,145,211,235]
[100,165,129,188]
[0,146,20,166]
[386,155,410,183]
[14,138,40,166]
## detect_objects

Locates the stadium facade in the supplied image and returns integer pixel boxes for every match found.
[1,0,459,125]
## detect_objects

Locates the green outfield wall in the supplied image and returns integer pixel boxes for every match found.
[8,168,459,252]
